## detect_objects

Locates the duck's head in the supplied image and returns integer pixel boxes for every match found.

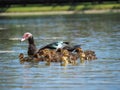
[21,32,32,41]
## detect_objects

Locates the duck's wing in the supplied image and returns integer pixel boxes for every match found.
[64,44,81,52]
[39,42,57,50]
[73,45,81,48]
[39,41,69,50]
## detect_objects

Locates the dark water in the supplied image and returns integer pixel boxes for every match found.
[0,13,120,90]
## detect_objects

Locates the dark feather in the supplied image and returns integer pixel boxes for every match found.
[63,44,81,52]
[39,41,69,50]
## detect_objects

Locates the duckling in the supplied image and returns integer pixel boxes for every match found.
[18,53,33,64]
[38,49,57,65]
[35,48,79,66]
[43,49,52,66]
[19,53,24,62]
[69,53,78,65]
[61,56,69,66]
[18,53,41,64]
[40,49,61,63]
[84,50,97,60]
[75,48,97,61]
[75,48,86,63]
[57,48,78,65]
[45,54,52,66]
[60,49,69,66]
[50,50,60,62]
[36,49,50,61]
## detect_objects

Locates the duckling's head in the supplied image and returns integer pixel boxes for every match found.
[43,49,50,54]
[50,50,56,55]
[56,48,62,53]
[38,49,49,56]
[19,53,24,59]
[75,48,83,53]
[38,50,44,56]
[80,53,86,58]
[62,49,69,56]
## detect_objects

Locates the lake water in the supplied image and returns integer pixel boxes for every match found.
[0,13,120,90]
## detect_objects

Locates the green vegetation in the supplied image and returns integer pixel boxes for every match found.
[0,3,120,12]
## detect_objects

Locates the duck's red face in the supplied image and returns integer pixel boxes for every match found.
[21,32,32,41]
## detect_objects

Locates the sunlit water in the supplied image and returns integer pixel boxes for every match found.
[0,13,120,90]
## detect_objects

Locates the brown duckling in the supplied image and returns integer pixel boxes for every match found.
[57,48,78,65]
[19,53,33,64]
[37,48,69,66]
[75,48,86,63]
[35,49,50,62]
[75,48,97,61]
[18,53,41,64]
[84,50,97,60]
[69,53,79,65]
[38,49,61,62]
[37,49,59,65]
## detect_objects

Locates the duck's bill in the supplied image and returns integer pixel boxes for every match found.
[21,38,26,41]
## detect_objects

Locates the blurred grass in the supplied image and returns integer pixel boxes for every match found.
[0,3,120,12]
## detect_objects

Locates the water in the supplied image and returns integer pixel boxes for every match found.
[0,13,120,90]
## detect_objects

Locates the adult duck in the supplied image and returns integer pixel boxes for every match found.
[21,32,69,56]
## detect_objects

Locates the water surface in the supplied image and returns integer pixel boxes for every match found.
[0,13,120,90]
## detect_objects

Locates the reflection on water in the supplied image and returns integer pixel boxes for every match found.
[0,13,120,90]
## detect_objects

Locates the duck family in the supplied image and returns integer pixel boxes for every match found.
[19,32,97,66]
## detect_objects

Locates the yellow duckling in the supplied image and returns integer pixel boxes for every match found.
[57,48,78,66]
[75,48,86,63]
[44,49,52,66]
[60,49,69,66]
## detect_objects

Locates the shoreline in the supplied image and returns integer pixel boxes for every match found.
[0,9,120,16]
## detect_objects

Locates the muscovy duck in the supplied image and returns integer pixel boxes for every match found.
[21,32,69,56]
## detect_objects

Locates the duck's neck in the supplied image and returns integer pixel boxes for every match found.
[28,36,35,45]
[28,36,37,56]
